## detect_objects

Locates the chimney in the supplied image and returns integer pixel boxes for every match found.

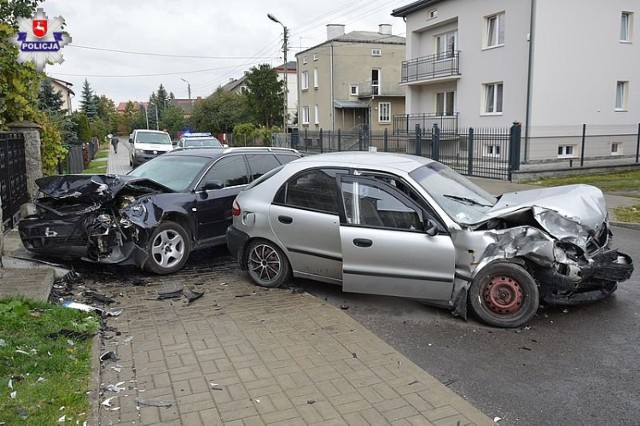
[378,24,392,35]
[327,24,345,40]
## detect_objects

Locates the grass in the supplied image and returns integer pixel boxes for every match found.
[527,170,640,223]
[0,298,99,424]
[81,148,110,174]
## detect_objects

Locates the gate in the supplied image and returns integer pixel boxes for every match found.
[0,132,28,231]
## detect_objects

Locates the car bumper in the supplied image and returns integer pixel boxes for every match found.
[226,225,250,268]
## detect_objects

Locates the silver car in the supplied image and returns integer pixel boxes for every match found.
[226,152,633,328]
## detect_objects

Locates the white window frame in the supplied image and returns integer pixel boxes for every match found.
[350,84,358,96]
[301,71,309,90]
[485,12,505,48]
[313,53,318,61]
[378,102,391,123]
[435,30,457,59]
[483,82,503,114]
[302,56,308,64]
[313,68,318,88]
[557,145,576,158]
[611,142,623,155]
[621,12,633,42]
[615,80,628,111]
[436,91,455,116]
[301,106,310,125]
[483,144,501,158]
[371,48,382,57]
[314,105,319,125]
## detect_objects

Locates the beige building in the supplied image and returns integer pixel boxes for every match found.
[296,24,406,133]
[50,78,74,113]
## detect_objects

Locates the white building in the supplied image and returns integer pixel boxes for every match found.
[392,0,639,162]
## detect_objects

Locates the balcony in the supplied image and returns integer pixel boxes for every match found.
[393,113,459,135]
[357,80,405,98]
[401,51,461,84]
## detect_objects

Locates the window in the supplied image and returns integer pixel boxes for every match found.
[350,85,359,96]
[302,56,308,64]
[616,81,628,110]
[483,145,501,157]
[436,91,454,116]
[302,106,310,124]
[435,31,457,59]
[301,71,309,90]
[313,53,318,61]
[621,12,633,41]
[200,156,248,189]
[372,48,382,56]
[246,154,280,181]
[280,169,342,214]
[313,68,318,88]
[429,9,438,19]
[378,102,390,122]
[483,82,503,114]
[611,142,623,155]
[558,145,575,158]
[485,12,505,47]
[314,105,319,124]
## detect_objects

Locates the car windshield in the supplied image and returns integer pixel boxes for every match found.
[128,155,211,191]
[409,162,497,224]
[136,132,172,144]
[183,137,222,147]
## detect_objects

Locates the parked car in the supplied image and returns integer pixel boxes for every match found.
[176,132,225,148]
[129,129,173,167]
[19,147,301,274]
[227,152,634,328]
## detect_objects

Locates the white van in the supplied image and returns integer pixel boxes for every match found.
[129,129,173,167]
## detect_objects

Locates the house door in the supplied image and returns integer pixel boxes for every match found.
[371,69,380,95]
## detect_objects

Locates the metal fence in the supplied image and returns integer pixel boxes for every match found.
[0,132,28,231]
[61,139,100,174]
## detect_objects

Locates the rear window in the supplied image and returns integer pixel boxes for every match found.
[246,154,281,181]
[244,165,284,190]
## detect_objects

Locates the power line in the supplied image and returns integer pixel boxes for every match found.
[49,65,244,78]
[68,44,275,60]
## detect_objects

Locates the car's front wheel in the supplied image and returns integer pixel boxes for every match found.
[144,222,190,274]
[469,262,539,328]
[246,239,290,288]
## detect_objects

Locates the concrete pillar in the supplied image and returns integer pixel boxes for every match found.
[8,121,42,201]
[1,194,4,265]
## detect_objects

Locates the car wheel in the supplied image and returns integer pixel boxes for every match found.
[246,239,290,288]
[469,262,539,328]
[144,222,190,274]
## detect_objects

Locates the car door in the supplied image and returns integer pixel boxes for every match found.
[339,175,456,302]
[268,168,345,283]
[194,155,249,245]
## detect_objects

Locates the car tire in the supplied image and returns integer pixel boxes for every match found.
[469,262,539,328]
[144,222,190,275]
[246,239,290,288]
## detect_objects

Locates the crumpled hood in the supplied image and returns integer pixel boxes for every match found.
[477,184,607,247]
[35,174,172,201]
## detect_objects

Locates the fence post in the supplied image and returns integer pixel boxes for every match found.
[467,127,474,176]
[338,129,342,152]
[358,129,363,151]
[508,122,522,181]
[432,124,440,162]
[304,128,308,152]
[580,123,586,167]
[415,124,422,156]
[319,129,323,153]
[383,128,388,152]
[636,123,639,163]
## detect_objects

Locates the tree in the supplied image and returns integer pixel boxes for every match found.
[79,79,98,119]
[0,0,43,128]
[189,88,251,133]
[244,64,284,128]
[160,104,185,134]
[38,78,64,114]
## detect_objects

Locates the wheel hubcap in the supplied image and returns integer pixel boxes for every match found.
[151,230,185,268]
[483,275,524,314]
[248,244,281,282]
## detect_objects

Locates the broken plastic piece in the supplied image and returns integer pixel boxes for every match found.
[100,351,117,362]
[182,287,204,303]
[135,397,172,408]
[84,290,115,304]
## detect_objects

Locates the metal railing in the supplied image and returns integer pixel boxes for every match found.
[356,80,405,98]
[393,113,459,135]
[401,50,460,84]
[0,132,28,230]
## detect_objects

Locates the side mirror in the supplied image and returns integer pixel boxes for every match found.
[424,219,438,237]
[128,138,133,143]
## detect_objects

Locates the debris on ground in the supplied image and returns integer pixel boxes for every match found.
[156,286,205,303]
[135,397,172,408]
[84,290,115,304]
[100,351,117,362]
[340,303,349,310]
[182,287,204,303]
[156,288,183,300]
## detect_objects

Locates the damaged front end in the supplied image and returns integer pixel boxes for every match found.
[19,175,170,266]
[456,184,633,309]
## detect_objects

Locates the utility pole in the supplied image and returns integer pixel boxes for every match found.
[180,78,191,101]
[268,13,288,137]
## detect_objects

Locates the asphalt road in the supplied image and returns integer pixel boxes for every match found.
[297,226,640,425]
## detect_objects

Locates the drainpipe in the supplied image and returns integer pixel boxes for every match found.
[330,42,335,132]
[524,0,536,163]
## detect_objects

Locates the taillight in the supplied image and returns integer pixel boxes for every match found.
[231,200,241,216]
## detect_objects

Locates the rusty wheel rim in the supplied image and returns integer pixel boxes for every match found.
[482,275,524,315]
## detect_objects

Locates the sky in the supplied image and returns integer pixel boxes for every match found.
[39,0,408,109]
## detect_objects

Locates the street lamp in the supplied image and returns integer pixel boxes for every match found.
[180,77,191,101]
[267,13,288,136]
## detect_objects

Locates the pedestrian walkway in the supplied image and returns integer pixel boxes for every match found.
[108,136,132,175]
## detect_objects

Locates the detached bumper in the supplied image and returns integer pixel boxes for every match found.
[226,225,250,269]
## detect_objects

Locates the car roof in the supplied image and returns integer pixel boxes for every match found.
[292,151,436,173]
[133,129,169,134]
[166,147,300,159]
